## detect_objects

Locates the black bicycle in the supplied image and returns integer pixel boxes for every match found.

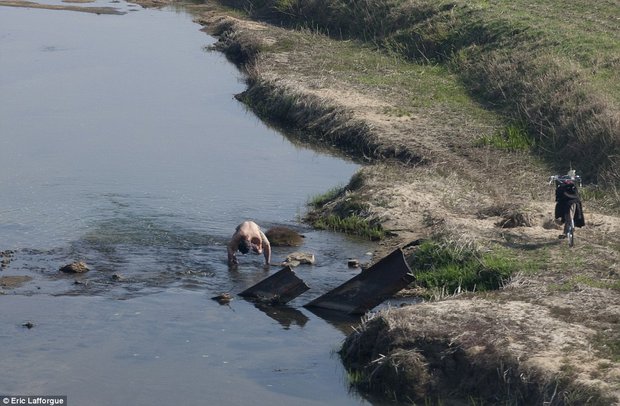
[549,172,583,248]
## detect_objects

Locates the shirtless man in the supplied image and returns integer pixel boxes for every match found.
[227,221,271,266]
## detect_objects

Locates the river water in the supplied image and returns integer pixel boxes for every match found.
[0,2,387,405]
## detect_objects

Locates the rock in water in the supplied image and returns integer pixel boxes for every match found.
[348,259,360,268]
[22,321,35,329]
[59,261,90,274]
[265,227,304,247]
[283,252,315,267]
[212,293,233,305]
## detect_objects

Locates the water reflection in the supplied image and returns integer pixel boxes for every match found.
[304,306,362,336]
[253,303,310,329]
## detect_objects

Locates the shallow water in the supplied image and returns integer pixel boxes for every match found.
[0,2,397,405]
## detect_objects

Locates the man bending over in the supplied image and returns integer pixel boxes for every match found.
[227,220,271,266]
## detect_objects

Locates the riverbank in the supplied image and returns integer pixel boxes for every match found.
[143,0,618,403]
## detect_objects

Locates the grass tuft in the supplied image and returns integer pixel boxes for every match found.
[409,239,516,294]
[313,213,385,240]
[593,331,620,363]
[308,185,344,208]
[475,123,533,152]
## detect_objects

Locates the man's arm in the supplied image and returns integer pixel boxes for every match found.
[260,230,271,265]
[227,236,239,265]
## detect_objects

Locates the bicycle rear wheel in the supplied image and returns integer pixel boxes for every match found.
[564,203,577,248]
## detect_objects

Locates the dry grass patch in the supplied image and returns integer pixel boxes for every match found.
[340,301,616,404]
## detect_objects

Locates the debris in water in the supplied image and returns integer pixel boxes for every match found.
[1,250,15,269]
[239,266,310,305]
[347,259,360,268]
[212,293,233,305]
[305,248,414,314]
[59,261,90,274]
[282,252,315,267]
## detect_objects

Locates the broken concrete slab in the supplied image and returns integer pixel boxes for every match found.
[304,248,414,315]
[238,266,310,305]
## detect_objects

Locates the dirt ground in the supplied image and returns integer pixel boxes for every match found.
[185,2,620,402]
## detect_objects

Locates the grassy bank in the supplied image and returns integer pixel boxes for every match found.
[306,178,385,240]
[220,0,620,188]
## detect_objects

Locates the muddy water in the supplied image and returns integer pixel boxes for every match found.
[0,3,387,405]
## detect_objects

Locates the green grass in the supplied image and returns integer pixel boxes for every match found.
[259,25,497,123]
[579,185,608,202]
[550,275,620,293]
[475,124,533,152]
[308,185,385,240]
[344,368,365,386]
[409,240,517,294]
[578,185,620,213]
[318,42,492,117]
[313,214,385,240]
[593,331,620,363]
[308,185,344,208]
[474,0,620,104]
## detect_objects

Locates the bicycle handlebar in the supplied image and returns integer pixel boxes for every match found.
[549,174,582,186]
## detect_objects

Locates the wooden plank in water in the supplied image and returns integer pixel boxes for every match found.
[304,248,414,315]
[238,266,310,305]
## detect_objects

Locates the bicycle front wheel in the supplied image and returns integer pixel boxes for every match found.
[568,228,575,247]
